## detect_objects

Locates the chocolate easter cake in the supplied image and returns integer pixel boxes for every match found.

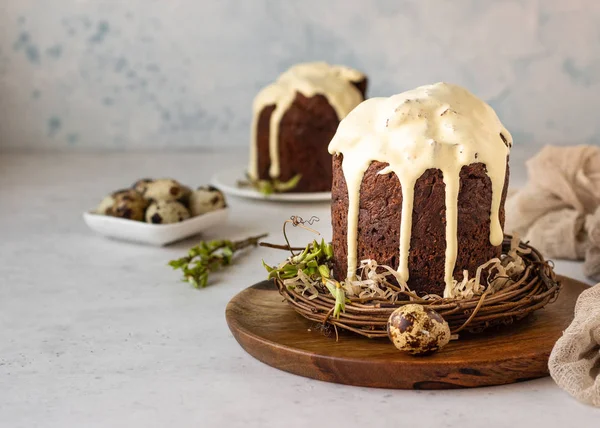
[329,83,512,297]
[248,62,367,193]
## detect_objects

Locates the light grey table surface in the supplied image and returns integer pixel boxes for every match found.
[0,149,597,428]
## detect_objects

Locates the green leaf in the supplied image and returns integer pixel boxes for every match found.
[246,174,302,195]
[306,259,318,268]
[283,264,298,272]
[274,174,302,192]
[222,247,234,264]
[303,249,321,263]
[257,180,274,195]
[281,271,298,279]
[198,272,208,288]
[168,258,188,269]
[292,244,311,264]
[311,239,319,251]
[324,243,333,259]
[324,279,346,318]
[263,260,281,279]
[325,279,337,296]
[333,287,346,317]
[318,264,330,279]
[262,260,276,273]
[187,276,199,288]
[305,267,318,276]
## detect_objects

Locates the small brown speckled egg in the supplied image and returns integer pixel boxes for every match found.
[95,195,115,215]
[387,304,451,355]
[111,188,140,198]
[188,186,227,216]
[143,178,186,202]
[179,185,193,206]
[109,190,148,221]
[145,200,190,224]
[132,178,154,195]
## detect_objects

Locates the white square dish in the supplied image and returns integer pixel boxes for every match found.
[83,208,229,246]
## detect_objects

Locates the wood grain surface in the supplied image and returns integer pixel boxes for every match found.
[226,276,587,389]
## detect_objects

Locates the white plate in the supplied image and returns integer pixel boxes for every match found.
[211,167,331,202]
[83,208,229,246]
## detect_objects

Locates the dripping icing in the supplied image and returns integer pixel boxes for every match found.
[328,82,512,297]
[248,62,365,180]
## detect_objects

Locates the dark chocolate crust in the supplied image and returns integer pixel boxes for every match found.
[255,77,367,193]
[331,154,509,296]
[255,105,276,180]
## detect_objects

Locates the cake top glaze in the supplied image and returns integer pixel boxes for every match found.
[329,82,511,161]
[252,62,364,114]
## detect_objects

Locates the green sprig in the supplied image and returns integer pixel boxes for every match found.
[170,233,267,288]
[264,239,332,279]
[240,174,302,196]
[324,279,346,318]
[263,239,347,318]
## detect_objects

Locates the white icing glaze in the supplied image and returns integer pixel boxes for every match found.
[328,82,512,297]
[248,62,365,179]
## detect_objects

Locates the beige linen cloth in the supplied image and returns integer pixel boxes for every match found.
[506,145,600,280]
[506,145,600,406]
[548,283,600,406]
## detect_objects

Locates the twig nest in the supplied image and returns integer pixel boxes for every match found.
[387,304,451,355]
[108,190,148,221]
[189,186,227,216]
[143,178,187,202]
[145,200,190,224]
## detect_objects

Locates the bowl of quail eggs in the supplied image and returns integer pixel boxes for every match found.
[83,178,228,246]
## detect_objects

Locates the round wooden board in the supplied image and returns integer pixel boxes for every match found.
[226,276,587,389]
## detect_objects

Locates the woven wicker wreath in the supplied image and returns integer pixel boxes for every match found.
[273,236,561,339]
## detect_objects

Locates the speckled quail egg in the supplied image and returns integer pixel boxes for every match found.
[143,178,186,202]
[387,304,451,355]
[145,200,191,224]
[132,178,154,195]
[188,186,227,216]
[95,189,139,215]
[95,195,116,214]
[108,190,148,221]
[179,185,193,206]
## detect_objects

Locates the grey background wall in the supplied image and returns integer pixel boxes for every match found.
[0,0,599,151]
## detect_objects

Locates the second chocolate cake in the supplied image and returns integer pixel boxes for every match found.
[248,62,368,193]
